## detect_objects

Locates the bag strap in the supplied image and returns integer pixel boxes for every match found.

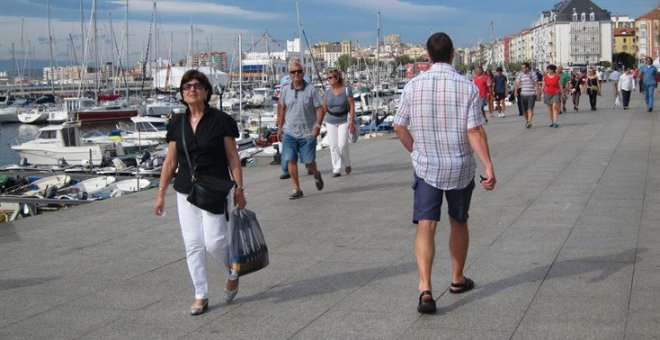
[180,115,197,180]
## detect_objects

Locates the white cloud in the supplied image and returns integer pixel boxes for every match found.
[332,0,457,19]
[109,0,282,20]
[0,16,253,62]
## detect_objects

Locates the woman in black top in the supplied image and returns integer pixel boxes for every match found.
[569,73,582,111]
[586,69,601,111]
[154,70,246,315]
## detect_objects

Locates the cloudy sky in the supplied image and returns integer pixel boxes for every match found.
[0,0,654,67]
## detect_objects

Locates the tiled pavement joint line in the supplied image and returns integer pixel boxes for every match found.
[507,110,638,340]
[622,110,655,340]
[287,253,412,339]
[409,110,628,318]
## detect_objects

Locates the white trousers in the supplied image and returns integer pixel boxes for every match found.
[326,121,351,173]
[176,192,235,299]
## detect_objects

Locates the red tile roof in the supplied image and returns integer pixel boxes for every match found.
[613,28,636,36]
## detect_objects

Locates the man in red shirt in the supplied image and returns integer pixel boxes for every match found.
[473,66,490,122]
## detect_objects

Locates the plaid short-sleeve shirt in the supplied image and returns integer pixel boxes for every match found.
[394,63,485,190]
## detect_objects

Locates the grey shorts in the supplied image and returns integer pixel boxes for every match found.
[543,94,561,105]
[520,95,536,112]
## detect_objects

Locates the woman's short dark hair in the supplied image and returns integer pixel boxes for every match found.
[179,69,213,105]
[426,32,453,63]
[547,64,557,72]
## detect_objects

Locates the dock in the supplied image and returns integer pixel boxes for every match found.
[1,90,658,339]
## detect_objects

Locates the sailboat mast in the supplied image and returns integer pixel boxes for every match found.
[80,0,85,70]
[238,33,243,126]
[295,0,304,65]
[92,0,99,100]
[47,0,56,96]
[125,0,129,98]
[374,11,381,130]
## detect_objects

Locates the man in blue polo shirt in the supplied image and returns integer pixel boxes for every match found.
[638,57,658,112]
[277,61,325,199]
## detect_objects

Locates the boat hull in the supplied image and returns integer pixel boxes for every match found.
[18,111,49,124]
[77,109,138,123]
[11,144,114,166]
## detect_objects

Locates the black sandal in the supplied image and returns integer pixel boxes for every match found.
[417,290,436,314]
[449,277,475,294]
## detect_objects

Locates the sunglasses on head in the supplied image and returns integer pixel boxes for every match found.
[290,69,304,74]
[327,75,336,80]
[182,83,204,91]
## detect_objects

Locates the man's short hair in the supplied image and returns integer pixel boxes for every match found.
[426,32,453,63]
[522,62,530,69]
[288,61,303,71]
[496,67,503,72]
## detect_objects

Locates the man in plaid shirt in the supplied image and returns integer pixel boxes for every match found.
[394,32,496,314]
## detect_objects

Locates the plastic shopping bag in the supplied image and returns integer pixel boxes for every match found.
[614,92,622,109]
[229,208,269,276]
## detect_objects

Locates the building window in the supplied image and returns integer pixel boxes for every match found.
[581,13,586,22]
[589,12,595,21]
[623,38,627,43]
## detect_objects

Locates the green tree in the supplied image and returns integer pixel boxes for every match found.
[612,52,637,69]
[336,54,354,72]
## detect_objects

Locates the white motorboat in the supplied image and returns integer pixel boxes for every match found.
[124,116,168,142]
[144,95,186,117]
[249,87,275,108]
[0,107,20,123]
[114,178,151,193]
[80,130,162,154]
[11,122,124,166]
[70,176,117,195]
[17,107,49,124]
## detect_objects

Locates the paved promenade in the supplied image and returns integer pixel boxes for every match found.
[1,90,659,339]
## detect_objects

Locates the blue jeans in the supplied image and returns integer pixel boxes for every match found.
[645,84,656,109]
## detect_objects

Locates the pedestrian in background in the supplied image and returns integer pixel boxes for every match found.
[486,69,495,119]
[153,69,246,315]
[472,66,490,122]
[609,67,621,109]
[638,57,658,112]
[514,62,540,128]
[277,61,325,199]
[558,66,570,114]
[569,73,583,111]
[618,67,636,110]
[586,69,601,111]
[323,69,356,177]
[493,67,508,118]
[542,64,561,128]
[394,32,496,315]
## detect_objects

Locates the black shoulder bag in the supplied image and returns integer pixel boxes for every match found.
[181,117,235,216]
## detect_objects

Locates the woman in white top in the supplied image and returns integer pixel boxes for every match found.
[618,67,636,110]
